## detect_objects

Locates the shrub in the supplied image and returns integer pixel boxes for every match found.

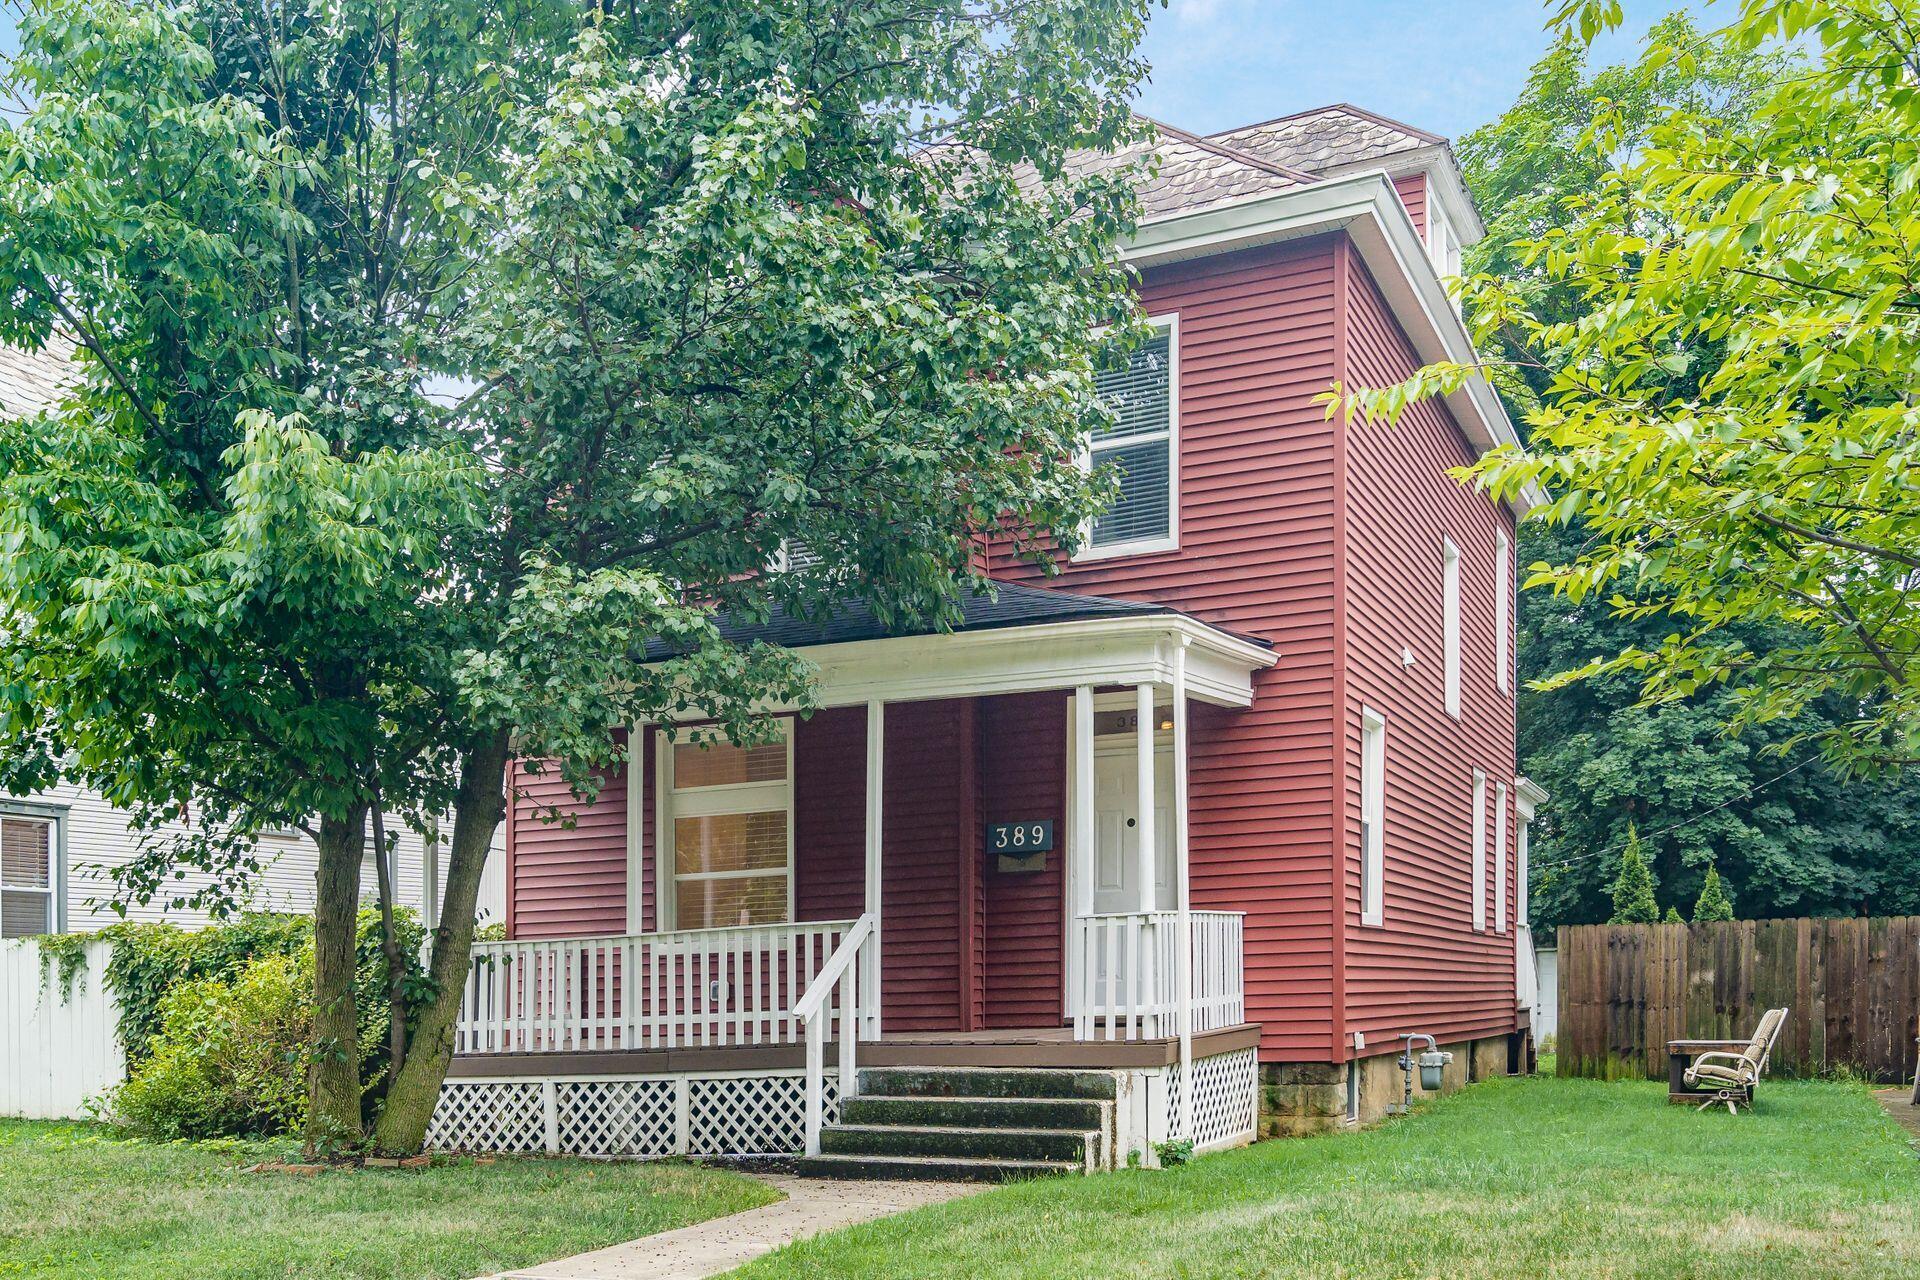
[113,952,316,1140]
[101,907,430,1139]
[1608,827,1660,924]
[1693,865,1736,923]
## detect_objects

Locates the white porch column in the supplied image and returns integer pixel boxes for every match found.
[1135,683,1156,913]
[863,699,885,1039]
[1071,685,1096,1034]
[1173,639,1193,1138]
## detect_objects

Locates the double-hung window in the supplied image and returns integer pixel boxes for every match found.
[1,811,59,938]
[1359,709,1387,927]
[1470,769,1488,932]
[1083,317,1179,558]
[1442,537,1462,719]
[1495,529,1511,696]
[659,722,794,931]
[1493,781,1510,934]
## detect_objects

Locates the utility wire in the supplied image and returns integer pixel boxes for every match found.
[1531,754,1821,873]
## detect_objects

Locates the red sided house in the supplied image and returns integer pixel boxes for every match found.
[431,105,1550,1178]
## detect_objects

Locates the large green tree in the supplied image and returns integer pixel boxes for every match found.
[0,0,1155,1152]
[1357,4,1920,925]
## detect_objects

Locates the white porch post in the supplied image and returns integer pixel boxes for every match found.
[863,699,885,1039]
[1173,639,1193,1138]
[1071,685,1096,1036]
[1135,683,1156,915]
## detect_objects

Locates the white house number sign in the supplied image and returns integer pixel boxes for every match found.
[988,821,1053,872]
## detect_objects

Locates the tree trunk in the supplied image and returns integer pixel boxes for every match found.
[309,806,369,1156]
[369,802,410,1077]
[370,729,512,1155]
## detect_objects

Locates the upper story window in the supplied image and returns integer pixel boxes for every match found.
[1495,529,1511,696]
[1081,317,1179,560]
[1,811,59,938]
[1442,537,1462,719]
[659,723,793,931]
[1429,202,1462,281]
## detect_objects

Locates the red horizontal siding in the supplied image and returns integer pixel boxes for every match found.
[1393,172,1428,243]
[989,237,1345,1061]
[507,745,631,941]
[980,691,1068,1028]
[1339,246,1519,1055]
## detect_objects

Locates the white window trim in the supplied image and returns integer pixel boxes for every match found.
[1075,312,1181,563]
[1442,537,1462,720]
[1359,707,1386,928]
[1427,200,1462,282]
[1470,769,1487,932]
[653,720,796,933]
[1516,810,1531,929]
[1495,529,1511,696]
[0,805,66,938]
[1493,781,1510,934]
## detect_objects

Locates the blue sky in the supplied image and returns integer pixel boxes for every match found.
[2,1,1701,140]
[1135,0,1701,140]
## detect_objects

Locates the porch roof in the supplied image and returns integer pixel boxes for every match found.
[649,581,1278,709]
[645,580,1269,657]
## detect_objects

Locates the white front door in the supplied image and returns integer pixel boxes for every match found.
[1091,744,1174,914]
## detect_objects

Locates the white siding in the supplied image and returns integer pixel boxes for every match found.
[4,782,505,933]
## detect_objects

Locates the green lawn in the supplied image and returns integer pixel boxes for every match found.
[736,1074,1920,1279]
[0,1120,778,1280]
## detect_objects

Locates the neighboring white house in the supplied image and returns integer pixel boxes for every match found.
[1,344,507,938]
[1,783,505,937]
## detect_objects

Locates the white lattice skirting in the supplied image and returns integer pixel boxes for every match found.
[428,1070,840,1158]
[1165,1047,1259,1153]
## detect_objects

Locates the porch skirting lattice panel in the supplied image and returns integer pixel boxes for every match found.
[428,1070,841,1159]
[1164,1046,1260,1153]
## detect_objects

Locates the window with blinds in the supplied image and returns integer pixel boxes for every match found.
[662,724,793,930]
[1,813,57,938]
[1087,321,1177,555]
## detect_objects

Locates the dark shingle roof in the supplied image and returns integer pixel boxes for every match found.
[643,580,1268,659]
[1207,104,1441,175]
[0,340,73,418]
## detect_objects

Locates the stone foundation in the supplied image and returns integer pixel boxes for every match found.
[1258,1031,1518,1136]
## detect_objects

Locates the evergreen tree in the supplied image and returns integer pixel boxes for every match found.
[1693,865,1736,923]
[1663,906,1683,924]
[1609,828,1660,924]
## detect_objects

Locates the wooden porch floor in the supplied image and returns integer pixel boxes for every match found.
[447,1023,1261,1077]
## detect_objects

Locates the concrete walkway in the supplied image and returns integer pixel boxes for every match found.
[482,1175,980,1280]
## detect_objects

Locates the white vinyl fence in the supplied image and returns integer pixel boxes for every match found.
[0,939,122,1119]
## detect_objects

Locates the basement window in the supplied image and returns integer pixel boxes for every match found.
[1081,318,1179,559]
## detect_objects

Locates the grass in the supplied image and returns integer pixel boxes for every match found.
[735,1073,1920,1279]
[0,1120,779,1280]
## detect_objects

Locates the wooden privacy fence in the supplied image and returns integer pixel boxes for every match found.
[1557,916,1920,1083]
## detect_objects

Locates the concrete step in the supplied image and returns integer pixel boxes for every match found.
[820,1122,1102,1166]
[792,1152,1077,1183]
[839,1095,1109,1131]
[857,1067,1118,1101]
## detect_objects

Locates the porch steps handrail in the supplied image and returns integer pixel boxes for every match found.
[456,918,858,1056]
[1072,910,1244,1041]
[797,912,875,1156]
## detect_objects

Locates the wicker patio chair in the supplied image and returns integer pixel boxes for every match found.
[1684,1007,1789,1114]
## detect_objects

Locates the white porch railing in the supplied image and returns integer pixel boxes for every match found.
[1072,910,1245,1040]
[455,919,857,1055]
[796,912,876,1155]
